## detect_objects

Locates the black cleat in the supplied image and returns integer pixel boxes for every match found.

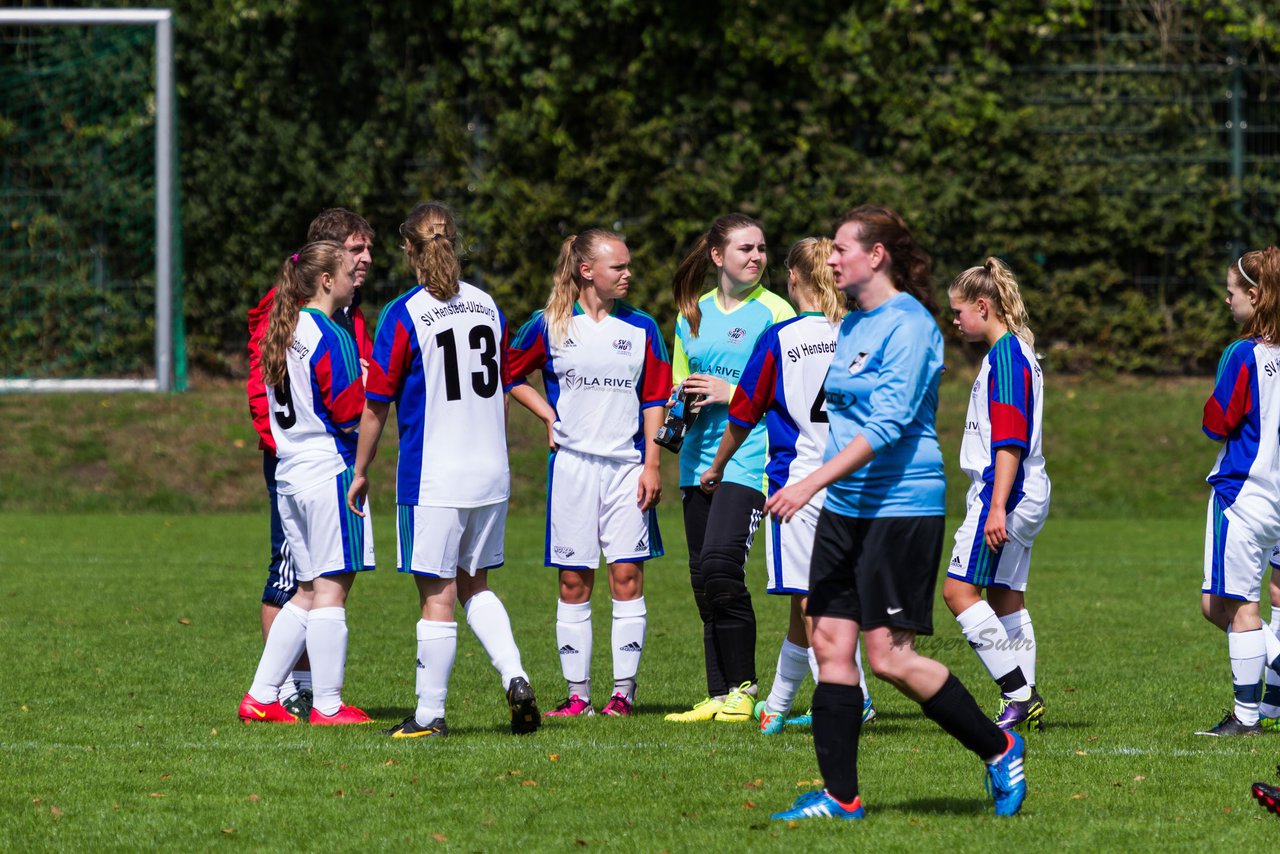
[507,676,541,735]
[1253,781,1280,815]
[386,715,447,739]
[1195,710,1262,737]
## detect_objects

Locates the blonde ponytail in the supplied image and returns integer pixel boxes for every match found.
[401,202,461,301]
[260,241,347,388]
[786,237,842,324]
[948,256,1035,347]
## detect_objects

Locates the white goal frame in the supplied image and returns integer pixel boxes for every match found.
[0,8,177,392]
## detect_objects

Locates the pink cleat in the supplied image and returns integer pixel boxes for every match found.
[545,695,594,717]
[601,694,633,717]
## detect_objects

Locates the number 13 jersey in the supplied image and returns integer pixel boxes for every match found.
[367,281,512,508]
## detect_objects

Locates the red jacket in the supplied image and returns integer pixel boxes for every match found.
[247,287,373,453]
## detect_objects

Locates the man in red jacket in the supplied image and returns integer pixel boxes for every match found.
[247,208,374,717]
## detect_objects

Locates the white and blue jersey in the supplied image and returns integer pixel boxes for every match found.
[267,308,365,496]
[728,312,840,496]
[1203,338,1280,509]
[822,292,946,518]
[506,302,672,463]
[1202,337,1280,600]
[672,286,795,491]
[366,281,511,508]
[958,332,1050,535]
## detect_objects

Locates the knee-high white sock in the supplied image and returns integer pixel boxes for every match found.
[556,599,592,699]
[765,639,810,715]
[807,645,820,683]
[249,602,309,704]
[416,619,457,725]
[611,597,646,701]
[998,608,1038,692]
[464,590,527,688]
[306,607,349,716]
[1229,627,1266,725]
[958,602,1030,701]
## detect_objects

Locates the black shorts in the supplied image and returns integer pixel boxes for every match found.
[806,508,945,634]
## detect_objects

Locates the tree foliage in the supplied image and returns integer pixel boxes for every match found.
[164,1,1280,373]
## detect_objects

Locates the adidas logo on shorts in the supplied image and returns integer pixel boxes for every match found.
[416,658,425,669]
[618,641,642,653]
[558,645,579,655]
[950,556,963,568]
[635,538,648,552]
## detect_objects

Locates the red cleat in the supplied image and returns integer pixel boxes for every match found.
[238,693,299,724]
[310,704,373,725]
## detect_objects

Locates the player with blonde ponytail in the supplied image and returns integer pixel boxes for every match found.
[1197,246,1280,737]
[942,257,1051,733]
[349,202,542,738]
[507,230,672,717]
[239,239,375,726]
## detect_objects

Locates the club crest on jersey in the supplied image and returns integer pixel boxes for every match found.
[847,352,870,375]
[727,327,747,342]
[612,338,633,352]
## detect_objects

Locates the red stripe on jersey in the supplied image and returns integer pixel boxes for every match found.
[505,326,547,385]
[1203,361,1253,438]
[367,320,413,399]
[315,351,335,412]
[330,377,365,426]
[641,334,673,405]
[989,400,1028,447]
[729,349,778,426]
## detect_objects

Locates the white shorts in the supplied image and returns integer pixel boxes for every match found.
[277,468,374,583]
[399,501,506,578]
[546,447,663,569]
[946,498,1040,591]
[1204,492,1280,602]
[764,498,819,595]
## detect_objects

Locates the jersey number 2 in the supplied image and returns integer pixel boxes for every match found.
[436,326,499,401]
[272,379,297,429]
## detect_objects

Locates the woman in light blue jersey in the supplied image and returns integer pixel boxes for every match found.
[663,213,795,723]
[766,206,1026,823]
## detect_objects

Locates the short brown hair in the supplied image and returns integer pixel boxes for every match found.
[307,207,373,244]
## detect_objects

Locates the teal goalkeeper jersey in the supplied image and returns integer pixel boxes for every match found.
[672,286,795,491]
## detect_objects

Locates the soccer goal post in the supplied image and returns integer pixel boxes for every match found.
[0,8,183,392]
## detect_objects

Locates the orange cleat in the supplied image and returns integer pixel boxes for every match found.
[238,693,299,724]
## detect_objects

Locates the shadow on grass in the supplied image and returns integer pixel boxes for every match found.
[880,796,989,816]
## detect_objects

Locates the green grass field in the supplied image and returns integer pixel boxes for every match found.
[2,375,1277,849]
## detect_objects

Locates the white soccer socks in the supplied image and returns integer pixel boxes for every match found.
[999,609,1038,689]
[415,619,457,725]
[556,599,593,699]
[956,601,1031,701]
[612,597,646,701]
[464,590,528,688]
[1229,627,1266,725]
[307,607,349,717]
[248,601,308,705]
[765,639,811,715]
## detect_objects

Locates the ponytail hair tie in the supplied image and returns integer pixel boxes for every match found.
[290,253,300,264]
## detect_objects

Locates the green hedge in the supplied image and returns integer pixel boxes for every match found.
[149,2,1280,373]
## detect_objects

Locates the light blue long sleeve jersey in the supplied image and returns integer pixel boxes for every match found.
[672,286,796,491]
[822,291,946,518]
